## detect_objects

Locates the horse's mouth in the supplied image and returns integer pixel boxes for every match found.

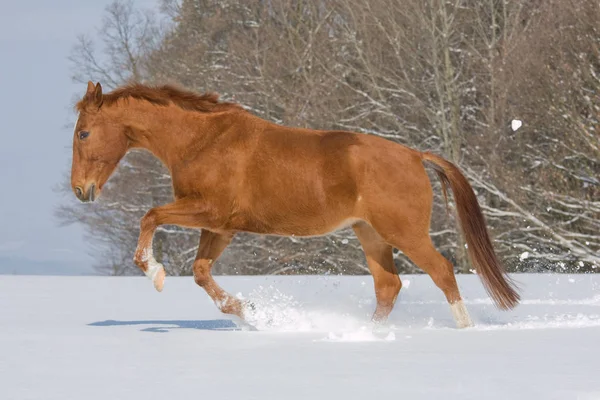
[74,183,98,203]
[89,184,96,202]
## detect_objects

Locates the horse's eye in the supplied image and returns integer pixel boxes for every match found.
[79,131,89,140]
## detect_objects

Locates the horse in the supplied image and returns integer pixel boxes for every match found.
[71,81,519,328]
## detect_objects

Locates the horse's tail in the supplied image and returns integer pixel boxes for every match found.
[422,152,520,310]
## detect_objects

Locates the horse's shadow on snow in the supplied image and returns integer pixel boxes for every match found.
[88,319,245,333]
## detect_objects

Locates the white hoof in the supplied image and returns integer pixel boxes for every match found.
[152,266,165,292]
[145,258,166,292]
[451,300,474,329]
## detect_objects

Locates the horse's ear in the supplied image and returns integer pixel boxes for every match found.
[84,81,103,108]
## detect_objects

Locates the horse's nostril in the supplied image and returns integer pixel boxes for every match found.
[75,186,83,199]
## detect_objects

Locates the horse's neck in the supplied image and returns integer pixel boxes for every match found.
[119,104,211,168]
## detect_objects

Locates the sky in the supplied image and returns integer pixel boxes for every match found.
[0,0,157,274]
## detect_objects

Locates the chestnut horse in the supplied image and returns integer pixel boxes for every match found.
[71,81,519,328]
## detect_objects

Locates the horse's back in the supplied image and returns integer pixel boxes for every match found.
[237,120,428,235]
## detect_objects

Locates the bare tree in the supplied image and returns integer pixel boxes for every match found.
[466,0,600,271]
[69,0,159,86]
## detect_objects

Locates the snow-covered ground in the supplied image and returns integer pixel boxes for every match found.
[1,274,599,399]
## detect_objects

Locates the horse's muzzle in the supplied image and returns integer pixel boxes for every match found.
[74,183,96,203]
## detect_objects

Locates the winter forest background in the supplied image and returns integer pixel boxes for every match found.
[56,0,599,276]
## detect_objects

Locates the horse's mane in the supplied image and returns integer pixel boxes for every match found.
[76,83,242,113]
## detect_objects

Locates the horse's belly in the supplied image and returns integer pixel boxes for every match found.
[226,209,360,237]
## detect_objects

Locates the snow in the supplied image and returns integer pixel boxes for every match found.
[1,274,599,399]
[511,119,523,131]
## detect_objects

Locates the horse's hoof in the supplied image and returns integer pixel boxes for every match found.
[231,300,256,322]
[153,267,166,292]
[456,320,474,329]
[450,300,473,328]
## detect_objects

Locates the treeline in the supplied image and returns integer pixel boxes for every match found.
[58,0,599,275]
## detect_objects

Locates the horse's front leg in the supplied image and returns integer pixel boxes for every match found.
[193,230,247,318]
[133,198,217,292]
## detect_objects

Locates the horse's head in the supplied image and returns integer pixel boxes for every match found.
[70,81,129,203]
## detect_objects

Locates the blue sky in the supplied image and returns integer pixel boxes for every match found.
[0,0,157,274]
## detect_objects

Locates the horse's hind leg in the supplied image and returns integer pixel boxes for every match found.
[397,237,473,328]
[366,165,473,328]
[353,222,401,323]
[193,229,246,318]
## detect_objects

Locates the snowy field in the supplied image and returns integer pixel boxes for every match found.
[1,274,599,400]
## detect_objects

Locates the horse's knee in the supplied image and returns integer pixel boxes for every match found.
[140,208,158,230]
[193,258,212,287]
